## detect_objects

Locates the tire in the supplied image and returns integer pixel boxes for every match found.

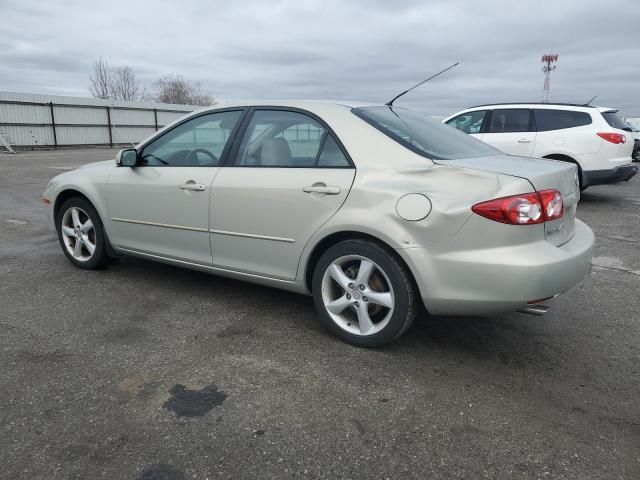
[312,239,418,347]
[55,197,111,269]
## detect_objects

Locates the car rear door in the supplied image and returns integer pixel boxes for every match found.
[106,110,244,264]
[209,108,355,280]
[482,108,537,156]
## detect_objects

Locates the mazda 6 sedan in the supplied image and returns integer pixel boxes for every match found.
[43,101,595,347]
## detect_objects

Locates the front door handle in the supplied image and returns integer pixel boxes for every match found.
[303,184,341,195]
[179,180,206,191]
[517,139,532,143]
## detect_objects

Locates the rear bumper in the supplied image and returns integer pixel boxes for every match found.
[400,219,595,316]
[582,164,638,187]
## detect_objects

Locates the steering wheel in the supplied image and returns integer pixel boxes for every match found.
[186,148,218,166]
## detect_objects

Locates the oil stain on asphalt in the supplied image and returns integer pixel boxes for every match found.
[163,384,228,417]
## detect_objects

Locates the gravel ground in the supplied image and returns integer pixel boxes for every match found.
[1,149,638,479]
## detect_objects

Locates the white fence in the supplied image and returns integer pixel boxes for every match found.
[0,91,199,151]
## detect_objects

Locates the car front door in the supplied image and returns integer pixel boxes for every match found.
[106,110,244,264]
[445,110,488,141]
[210,109,355,280]
[482,108,536,156]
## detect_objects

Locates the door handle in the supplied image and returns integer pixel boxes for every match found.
[303,185,341,195]
[517,139,532,143]
[179,180,206,191]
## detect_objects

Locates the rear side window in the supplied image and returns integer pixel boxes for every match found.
[487,109,531,133]
[601,111,629,130]
[445,110,487,134]
[534,109,592,131]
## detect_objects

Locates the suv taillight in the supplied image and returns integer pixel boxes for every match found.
[472,190,564,225]
[597,132,626,144]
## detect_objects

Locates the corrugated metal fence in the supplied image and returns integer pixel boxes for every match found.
[0,91,198,151]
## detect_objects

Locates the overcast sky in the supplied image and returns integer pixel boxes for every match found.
[1,0,639,117]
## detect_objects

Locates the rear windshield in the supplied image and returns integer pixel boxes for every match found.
[601,111,628,130]
[353,106,501,160]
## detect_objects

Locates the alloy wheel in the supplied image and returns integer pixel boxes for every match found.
[321,254,395,336]
[60,206,96,262]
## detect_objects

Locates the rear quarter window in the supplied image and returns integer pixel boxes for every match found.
[534,109,592,131]
[601,111,629,130]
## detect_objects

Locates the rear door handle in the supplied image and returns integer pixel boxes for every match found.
[179,180,206,191]
[517,139,532,143]
[303,185,341,195]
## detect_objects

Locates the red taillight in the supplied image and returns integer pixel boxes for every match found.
[472,189,564,225]
[597,132,626,144]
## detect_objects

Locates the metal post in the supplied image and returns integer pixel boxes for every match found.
[153,108,159,131]
[106,106,113,147]
[49,102,58,148]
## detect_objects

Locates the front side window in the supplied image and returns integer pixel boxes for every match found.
[446,110,487,134]
[233,110,349,167]
[487,109,532,133]
[140,110,243,166]
[353,106,500,160]
[534,109,592,131]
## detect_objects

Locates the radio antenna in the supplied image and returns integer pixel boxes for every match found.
[385,62,459,106]
[584,95,597,106]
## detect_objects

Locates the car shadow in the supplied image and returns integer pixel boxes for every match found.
[107,256,556,370]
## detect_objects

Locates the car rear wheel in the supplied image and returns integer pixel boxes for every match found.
[312,239,417,347]
[56,197,110,269]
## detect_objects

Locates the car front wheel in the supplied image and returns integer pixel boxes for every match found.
[312,239,418,347]
[56,197,110,269]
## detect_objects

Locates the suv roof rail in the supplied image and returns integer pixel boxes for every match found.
[467,102,598,109]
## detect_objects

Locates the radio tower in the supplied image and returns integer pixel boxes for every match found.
[541,53,558,103]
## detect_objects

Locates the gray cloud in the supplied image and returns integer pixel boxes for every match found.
[0,0,638,116]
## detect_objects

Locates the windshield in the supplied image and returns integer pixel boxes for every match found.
[353,106,501,160]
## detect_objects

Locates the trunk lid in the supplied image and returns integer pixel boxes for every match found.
[438,155,580,246]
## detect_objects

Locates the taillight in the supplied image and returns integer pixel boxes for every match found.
[597,132,626,144]
[472,190,563,225]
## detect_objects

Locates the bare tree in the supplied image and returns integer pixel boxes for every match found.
[109,66,140,101]
[88,57,111,99]
[154,74,215,106]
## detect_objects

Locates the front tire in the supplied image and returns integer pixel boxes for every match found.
[56,197,111,269]
[312,239,418,347]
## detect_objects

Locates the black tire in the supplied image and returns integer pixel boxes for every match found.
[312,239,418,347]
[55,197,111,269]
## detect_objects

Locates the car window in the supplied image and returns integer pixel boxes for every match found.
[446,110,487,134]
[234,110,330,167]
[487,109,531,133]
[353,106,500,160]
[140,110,243,166]
[601,111,629,130]
[317,135,350,167]
[534,109,592,131]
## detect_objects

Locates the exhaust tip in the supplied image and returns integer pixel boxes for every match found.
[518,304,550,316]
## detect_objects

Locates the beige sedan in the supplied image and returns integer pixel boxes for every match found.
[43,101,594,346]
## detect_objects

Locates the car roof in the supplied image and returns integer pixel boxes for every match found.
[461,102,618,113]
[194,99,379,114]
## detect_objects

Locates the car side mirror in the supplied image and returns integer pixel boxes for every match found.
[116,148,138,167]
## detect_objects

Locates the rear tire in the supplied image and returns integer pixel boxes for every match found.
[56,197,111,269]
[312,239,418,347]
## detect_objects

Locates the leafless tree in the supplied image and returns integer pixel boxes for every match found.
[109,66,140,101]
[153,74,215,106]
[88,57,111,99]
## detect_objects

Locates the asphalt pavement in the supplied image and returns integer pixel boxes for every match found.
[1,149,638,479]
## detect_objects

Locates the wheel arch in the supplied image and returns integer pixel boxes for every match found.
[542,153,584,188]
[303,230,418,295]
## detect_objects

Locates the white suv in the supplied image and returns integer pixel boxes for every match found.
[443,103,638,189]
